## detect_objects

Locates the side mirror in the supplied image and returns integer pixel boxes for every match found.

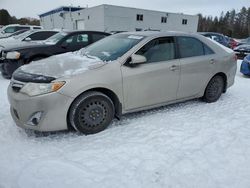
[131,54,147,64]
[24,37,31,41]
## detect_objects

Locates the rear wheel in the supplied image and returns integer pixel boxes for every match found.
[69,91,115,134]
[203,75,224,103]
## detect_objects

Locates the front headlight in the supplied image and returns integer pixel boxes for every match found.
[6,51,21,59]
[20,81,65,96]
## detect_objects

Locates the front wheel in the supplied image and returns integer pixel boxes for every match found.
[68,91,115,134]
[202,76,224,103]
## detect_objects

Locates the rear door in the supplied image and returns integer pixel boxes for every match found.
[176,36,216,99]
[121,37,180,110]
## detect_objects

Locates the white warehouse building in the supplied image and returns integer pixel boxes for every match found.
[39,4,199,33]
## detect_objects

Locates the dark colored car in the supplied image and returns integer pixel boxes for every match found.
[0,31,110,78]
[240,54,250,76]
[234,44,250,59]
[237,37,250,46]
[199,32,229,47]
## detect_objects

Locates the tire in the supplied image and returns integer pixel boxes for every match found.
[202,75,224,103]
[69,91,115,134]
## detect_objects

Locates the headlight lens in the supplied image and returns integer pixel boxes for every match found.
[20,81,65,96]
[6,51,21,59]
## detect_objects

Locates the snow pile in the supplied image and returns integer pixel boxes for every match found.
[0,61,250,188]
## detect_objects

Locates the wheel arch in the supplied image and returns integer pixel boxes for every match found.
[67,87,122,130]
[204,72,228,95]
[213,72,228,93]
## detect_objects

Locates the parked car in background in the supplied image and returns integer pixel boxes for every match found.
[228,38,239,49]
[240,54,250,76]
[233,43,250,59]
[0,30,58,47]
[237,37,250,46]
[0,24,42,38]
[199,32,229,47]
[8,31,237,134]
[0,31,110,78]
[0,29,29,39]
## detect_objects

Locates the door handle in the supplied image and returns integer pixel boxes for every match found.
[210,59,215,64]
[170,65,179,71]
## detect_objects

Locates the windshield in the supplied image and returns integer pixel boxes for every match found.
[81,34,145,61]
[13,30,35,39]
[44,32,67,44]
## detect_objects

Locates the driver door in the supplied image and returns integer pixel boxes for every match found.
[121,37,180,111]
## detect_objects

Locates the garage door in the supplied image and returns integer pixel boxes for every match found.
[76,20,85,30]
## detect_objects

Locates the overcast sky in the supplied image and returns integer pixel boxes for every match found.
[1,0,249,19]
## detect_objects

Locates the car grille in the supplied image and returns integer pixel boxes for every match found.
[11,81,24,93]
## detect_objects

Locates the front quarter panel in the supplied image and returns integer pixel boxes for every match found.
[57,61,123,107]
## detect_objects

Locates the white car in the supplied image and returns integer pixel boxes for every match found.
[8,31,237,134]
[0,24,42,38]
[0,30,58,53]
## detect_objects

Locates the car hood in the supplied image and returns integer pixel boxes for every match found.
[18,52,107,79]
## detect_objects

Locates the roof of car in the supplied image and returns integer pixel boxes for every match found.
[62,30,110,35]
[119,31,197,37]
[198,32,225,36]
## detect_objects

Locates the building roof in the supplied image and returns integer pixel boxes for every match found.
[39,6,84,18]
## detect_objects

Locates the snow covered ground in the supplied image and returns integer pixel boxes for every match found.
[0,60,250,188]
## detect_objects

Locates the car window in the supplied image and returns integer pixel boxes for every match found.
[62,34,89,46]
[211,34,223,42]
[204,44,214,55]
[16,26,30,31]
[136,37,175,63]
[65,35,74,44]
[178,37,205,58]
[4,26,17,33]
[82,34,145,61]
[76,34,89,44]
[44,32,67,44]
[27,31,57,41]
[92,33,108,42]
